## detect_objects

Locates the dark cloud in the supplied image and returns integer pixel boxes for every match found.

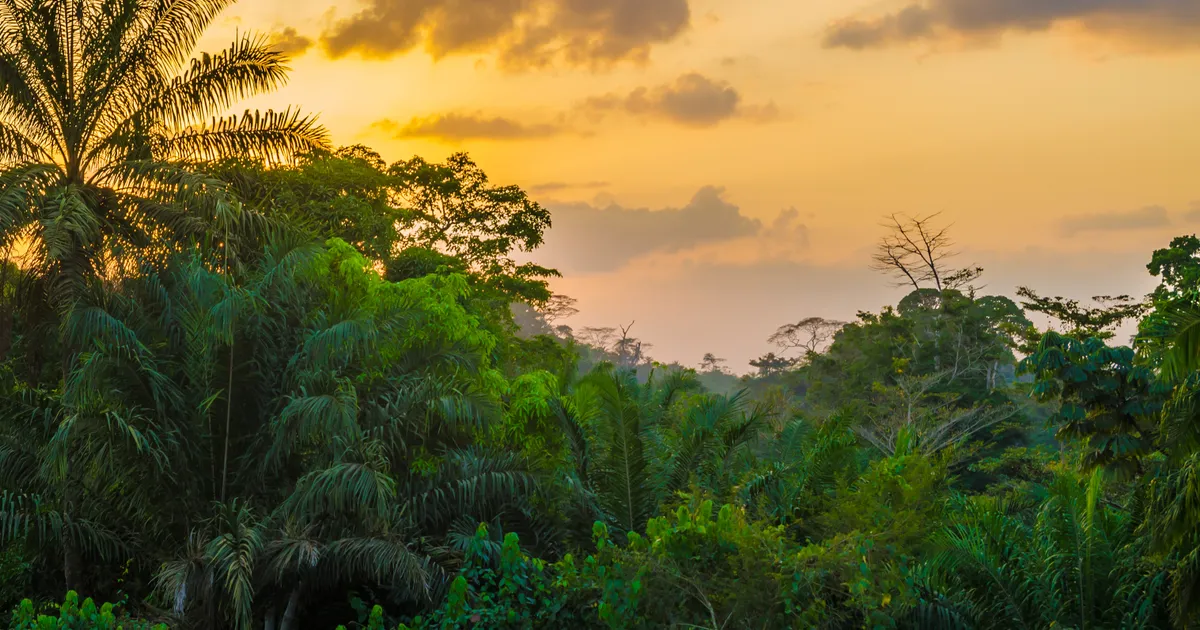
[1057,205,1171,235]
[582,73,779,127]
[373,114,566,142]
[269,27,314,57]
[822,0,1200,50]
[321,0,690,69]
[536,186,764,273]
[530,181,612,194]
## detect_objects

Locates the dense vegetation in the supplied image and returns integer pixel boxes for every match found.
[1,1,1199,628]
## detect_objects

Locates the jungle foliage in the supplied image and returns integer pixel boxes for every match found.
[1,2,1199,629]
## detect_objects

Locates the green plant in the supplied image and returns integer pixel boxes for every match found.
[9,591,167,630]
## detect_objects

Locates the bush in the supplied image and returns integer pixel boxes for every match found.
[9,591,166,630]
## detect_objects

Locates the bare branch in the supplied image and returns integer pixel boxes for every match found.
[870,213,982,293]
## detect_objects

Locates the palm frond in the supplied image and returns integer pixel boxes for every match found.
[278,460,397,524]
[321,536,431,601]
[0,491,128,562]
[161,108,327,164]
[205,500,263,630]
[1152,306,1200,382]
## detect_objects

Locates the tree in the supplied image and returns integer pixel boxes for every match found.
[699,353,728,373]
[741,415,857,532]
[0,238,546,628]
[1016,287,1146,342]
[768,317,847,359]
[209,146,400,263]
[612,322,650,369]
[854,369,1021,459]
[390,153,558,305]
[870,213,983,293]
[750,353,794,377]
[1136,235,1200,368]
[1020,332,1164,476]
[576,327,617,350]
[1147,235,1200,304]
[563,366,760,537]
[918,472,1168,629]
[807,290,1028,410]
[0,0,325,313]
[510,294,578,340]
[539,295,580,324]
[0,0,325,592]
[211,148,561,340]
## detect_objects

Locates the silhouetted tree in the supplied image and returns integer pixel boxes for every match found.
[750,353,794,377]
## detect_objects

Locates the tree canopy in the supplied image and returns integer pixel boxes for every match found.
[2,6,1200,630]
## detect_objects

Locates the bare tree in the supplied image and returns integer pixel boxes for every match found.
[870,213,983,293]
[614,321,650,368]
[768,317,847,358]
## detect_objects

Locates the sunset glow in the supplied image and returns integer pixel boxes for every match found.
[211,0,1200,370]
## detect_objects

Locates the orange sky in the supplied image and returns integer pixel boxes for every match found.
[204,0,1200,372]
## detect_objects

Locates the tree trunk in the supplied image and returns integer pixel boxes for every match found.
[264,603,278,630]
[0,248,12,361]
[61,468,84,592]
[280,583,304,630]
[62,534,83,592]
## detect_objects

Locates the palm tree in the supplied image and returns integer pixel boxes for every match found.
[0,0,326,316]
[0,237,538,628]
[740,413,858,534]
[908,471,1171,629]
[0,0,324,592]
[560,365,766,538]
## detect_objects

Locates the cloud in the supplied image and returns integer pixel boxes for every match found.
[581,73,780,127]
[372,114,567,142]
[1057,205,1171,235]
[321,0,690,69]
[535,186,764,273]
[1183,201,1200,222]
[764,207,811,249]
[822,0,1200,51]
[530,181,612,194]
[531,187,812,274]
[373,74,775,144]
[269,27,314,57]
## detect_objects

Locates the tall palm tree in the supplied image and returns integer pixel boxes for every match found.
[0,0,326,315]
[0,0,323,592]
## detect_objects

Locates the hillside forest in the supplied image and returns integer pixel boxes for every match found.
[1,2,1199,629]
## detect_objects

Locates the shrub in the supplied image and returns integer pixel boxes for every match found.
[9,591,167,630]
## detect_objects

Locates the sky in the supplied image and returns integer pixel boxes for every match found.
[204,0,1200,373]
